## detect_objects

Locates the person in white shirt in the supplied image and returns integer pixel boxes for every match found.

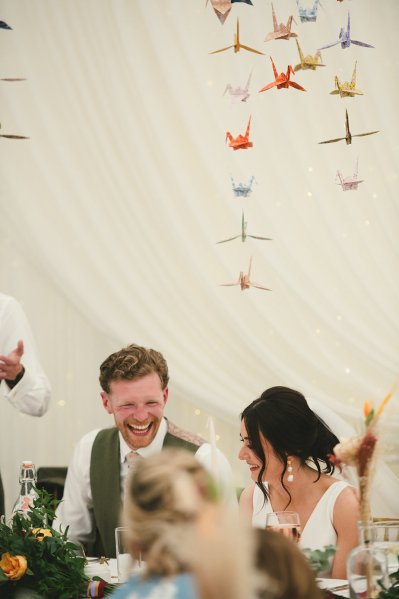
[0,292,51,516]
[53,343,234,557]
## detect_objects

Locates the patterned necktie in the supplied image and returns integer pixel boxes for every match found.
[126,451,142,469]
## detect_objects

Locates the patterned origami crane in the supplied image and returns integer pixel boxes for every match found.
[259,57,306,92]
[296,0,320,23]
[210,19,263,54]
[216,212,272,244]
[207,0,231,24]
[226,116,253,150]
[336,159,364,191]
[330,62,363,98]
[294,39,325,71]
[265,3,297,41]
[223,72,252,103]
[319,110,378,145]
[220,257,271,291]
[231,176,255,197]
[206,0,253,25]
[319,12,374,50]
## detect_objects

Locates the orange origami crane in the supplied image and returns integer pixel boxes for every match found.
[220,257,271,291]
[259,57,306,92]
[210,19,264,55]
[265,3,297,41]
[226,116,253,150]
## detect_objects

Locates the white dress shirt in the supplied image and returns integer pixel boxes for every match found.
[53,417,235,546]
[0,292,51,416]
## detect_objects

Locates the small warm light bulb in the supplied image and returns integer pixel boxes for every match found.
[315,328,321,335]
[336,314,342,321]
[216,434,221,442]
[307,191,313,198]
[345,367,351,374]
[308,167,313,173]
[58,400,66,407]
[194,409,201,416]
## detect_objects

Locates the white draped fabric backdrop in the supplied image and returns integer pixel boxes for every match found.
[0,0,398,517]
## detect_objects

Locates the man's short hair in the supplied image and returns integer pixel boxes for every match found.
[99,344,169,393]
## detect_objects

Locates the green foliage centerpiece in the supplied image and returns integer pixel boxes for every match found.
[0,487,111,598]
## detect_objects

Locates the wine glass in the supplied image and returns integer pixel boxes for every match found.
[265,511,301,543]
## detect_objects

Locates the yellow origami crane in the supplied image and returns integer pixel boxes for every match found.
[210,19,264,54]
[330,61,364,98]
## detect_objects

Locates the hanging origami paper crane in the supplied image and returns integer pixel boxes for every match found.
[0,123,29,139]
[330,61,363,98]
[220,257,271,291]
[206,0,253,25]
[319,12,374,50]
[216,212,272,244]
[296,0,320,23]
[319,109,378,145]
[265,3,297,41]
[336,159,364,191]
[294,39,325,71]
[0,21,12,29]
[226,116,253,150]
[210,19,263,54]
[259,57,306,92]
[206,0,232,25]
[231,176,255,197]
[223,72,252,102]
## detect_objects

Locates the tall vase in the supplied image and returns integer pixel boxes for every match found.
[347,524,390,599]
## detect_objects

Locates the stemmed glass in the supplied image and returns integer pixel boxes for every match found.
[265,511,301,543]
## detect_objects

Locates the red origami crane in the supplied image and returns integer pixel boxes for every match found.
[226,116,253,150]
[259,56,306,92]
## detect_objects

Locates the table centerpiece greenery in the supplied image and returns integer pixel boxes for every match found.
[0,487,113,598]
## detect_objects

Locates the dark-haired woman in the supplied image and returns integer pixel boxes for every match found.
[238,386,360,579]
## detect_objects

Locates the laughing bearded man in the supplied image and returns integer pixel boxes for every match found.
[53,344,234,557]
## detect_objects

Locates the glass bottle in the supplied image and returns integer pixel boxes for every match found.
[347,523,389,599]
[12,460,38,517]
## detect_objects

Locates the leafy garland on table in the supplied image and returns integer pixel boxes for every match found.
[302,545,336,576]
[0,487,114,598]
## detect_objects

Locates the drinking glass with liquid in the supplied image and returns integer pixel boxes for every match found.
[265,511,301,543]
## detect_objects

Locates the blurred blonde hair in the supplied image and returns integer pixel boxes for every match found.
[123,448,218,578]
[123,448,253,599]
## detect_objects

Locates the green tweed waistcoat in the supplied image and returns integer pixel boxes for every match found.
[89,424,202,558]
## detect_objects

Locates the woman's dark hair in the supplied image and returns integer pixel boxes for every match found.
[240,386,339,508]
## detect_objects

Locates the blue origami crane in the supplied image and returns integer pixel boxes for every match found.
[296,0,320,23]
[231,176,255,197]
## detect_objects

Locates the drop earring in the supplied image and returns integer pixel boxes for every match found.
[287,458,294,483]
